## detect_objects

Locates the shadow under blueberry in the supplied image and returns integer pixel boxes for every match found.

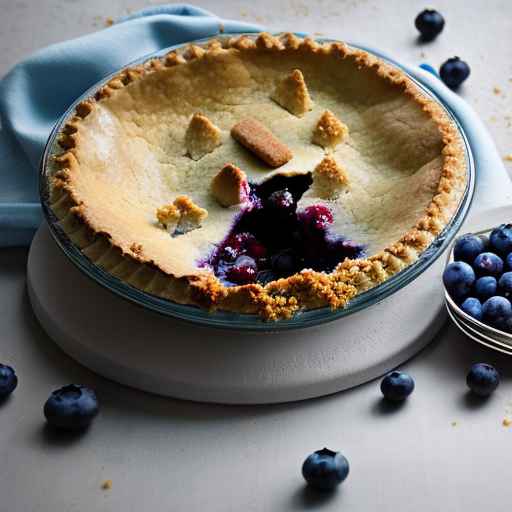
[290,485,341,510]
[37,423,91,447]
[370,396,407,416]
[459,390,494,410]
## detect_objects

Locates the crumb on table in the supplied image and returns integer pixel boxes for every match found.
[493,86,502,95]
[101,480,113,490]
[451,421,457,427]
[502,418,512,427]
[504,154,512,162]
[105,17,114,27]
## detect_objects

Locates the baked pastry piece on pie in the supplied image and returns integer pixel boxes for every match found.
[49,33,467,320]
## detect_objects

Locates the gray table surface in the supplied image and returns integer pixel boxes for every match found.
[2,1,512,511]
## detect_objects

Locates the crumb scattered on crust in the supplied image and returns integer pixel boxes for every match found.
[157,197,207,234]
[231,118,292,167]
[271,69,313,117]
[312,110,349,149]
[173,196,208,233]
[185,113,222,160]
[156,204,181,233]
[313,155,349,199]
[210,163,249,207]
[101,480,112,490]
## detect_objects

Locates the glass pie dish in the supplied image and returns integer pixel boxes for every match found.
[39,35,475,331]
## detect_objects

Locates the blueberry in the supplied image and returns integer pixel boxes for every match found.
[271,249,298,276]
[473,252,504,277]
[0,364,18,399]
[419,63,438,76]
[506,253,512,270]
[440,57,470,89]
[380,371,415,401]
[474,276,497,301]
[44,384,99,430]
[256,270,277,285]
[226,255,257,284]
[460,297,482,320]
[499,272,512,297]
[266,189,296,216]
[490,224,512,256]
[415,9,445,41]
[453,234,486,264]
[442,261,475,300]
[482,296,512,330]
[466,363,500,397]
[302,448,349,491]
[299,205,333,235]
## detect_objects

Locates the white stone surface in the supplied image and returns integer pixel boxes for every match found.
[1,1,512,511]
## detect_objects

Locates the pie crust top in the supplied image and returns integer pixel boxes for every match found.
[49,33,467,320]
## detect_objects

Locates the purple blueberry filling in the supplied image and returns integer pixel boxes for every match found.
[203,173,366,286]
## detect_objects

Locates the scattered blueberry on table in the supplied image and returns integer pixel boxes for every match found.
[466,363,500,397]
[439,57,470,89]
[415,9,445,41]
[44,384,99,430]
[380,371,415,401]
[302,448,349,491]
[0,364,18,399]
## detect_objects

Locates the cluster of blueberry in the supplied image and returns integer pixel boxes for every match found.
[206,174,365,286]
[302,362,499,491]
[443,225,512,332]
[415,9,471,90]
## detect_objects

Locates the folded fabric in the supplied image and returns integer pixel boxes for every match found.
[0,4,261,247]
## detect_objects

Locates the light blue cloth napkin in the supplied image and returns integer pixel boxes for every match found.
[0,5,261,247]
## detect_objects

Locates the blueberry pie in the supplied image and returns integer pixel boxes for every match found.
[49,33,467,320]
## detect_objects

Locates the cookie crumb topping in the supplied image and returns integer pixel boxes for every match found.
[185,113,222,160]
[210,163,250,207]
[313,156,349,199]
[312,110,349,149]
[157,196,208,235]
[231,118,292,167]
[271,69,313,117]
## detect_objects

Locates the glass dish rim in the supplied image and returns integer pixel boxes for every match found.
[39,32,475,332]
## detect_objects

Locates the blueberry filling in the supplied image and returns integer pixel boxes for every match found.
[203,173,366,286]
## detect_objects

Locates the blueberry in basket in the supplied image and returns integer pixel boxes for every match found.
[444,228,512,332]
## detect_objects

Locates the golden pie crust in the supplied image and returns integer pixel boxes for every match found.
[49,33,467,320]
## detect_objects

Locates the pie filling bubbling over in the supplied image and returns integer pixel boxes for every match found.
[202,173,366,286]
